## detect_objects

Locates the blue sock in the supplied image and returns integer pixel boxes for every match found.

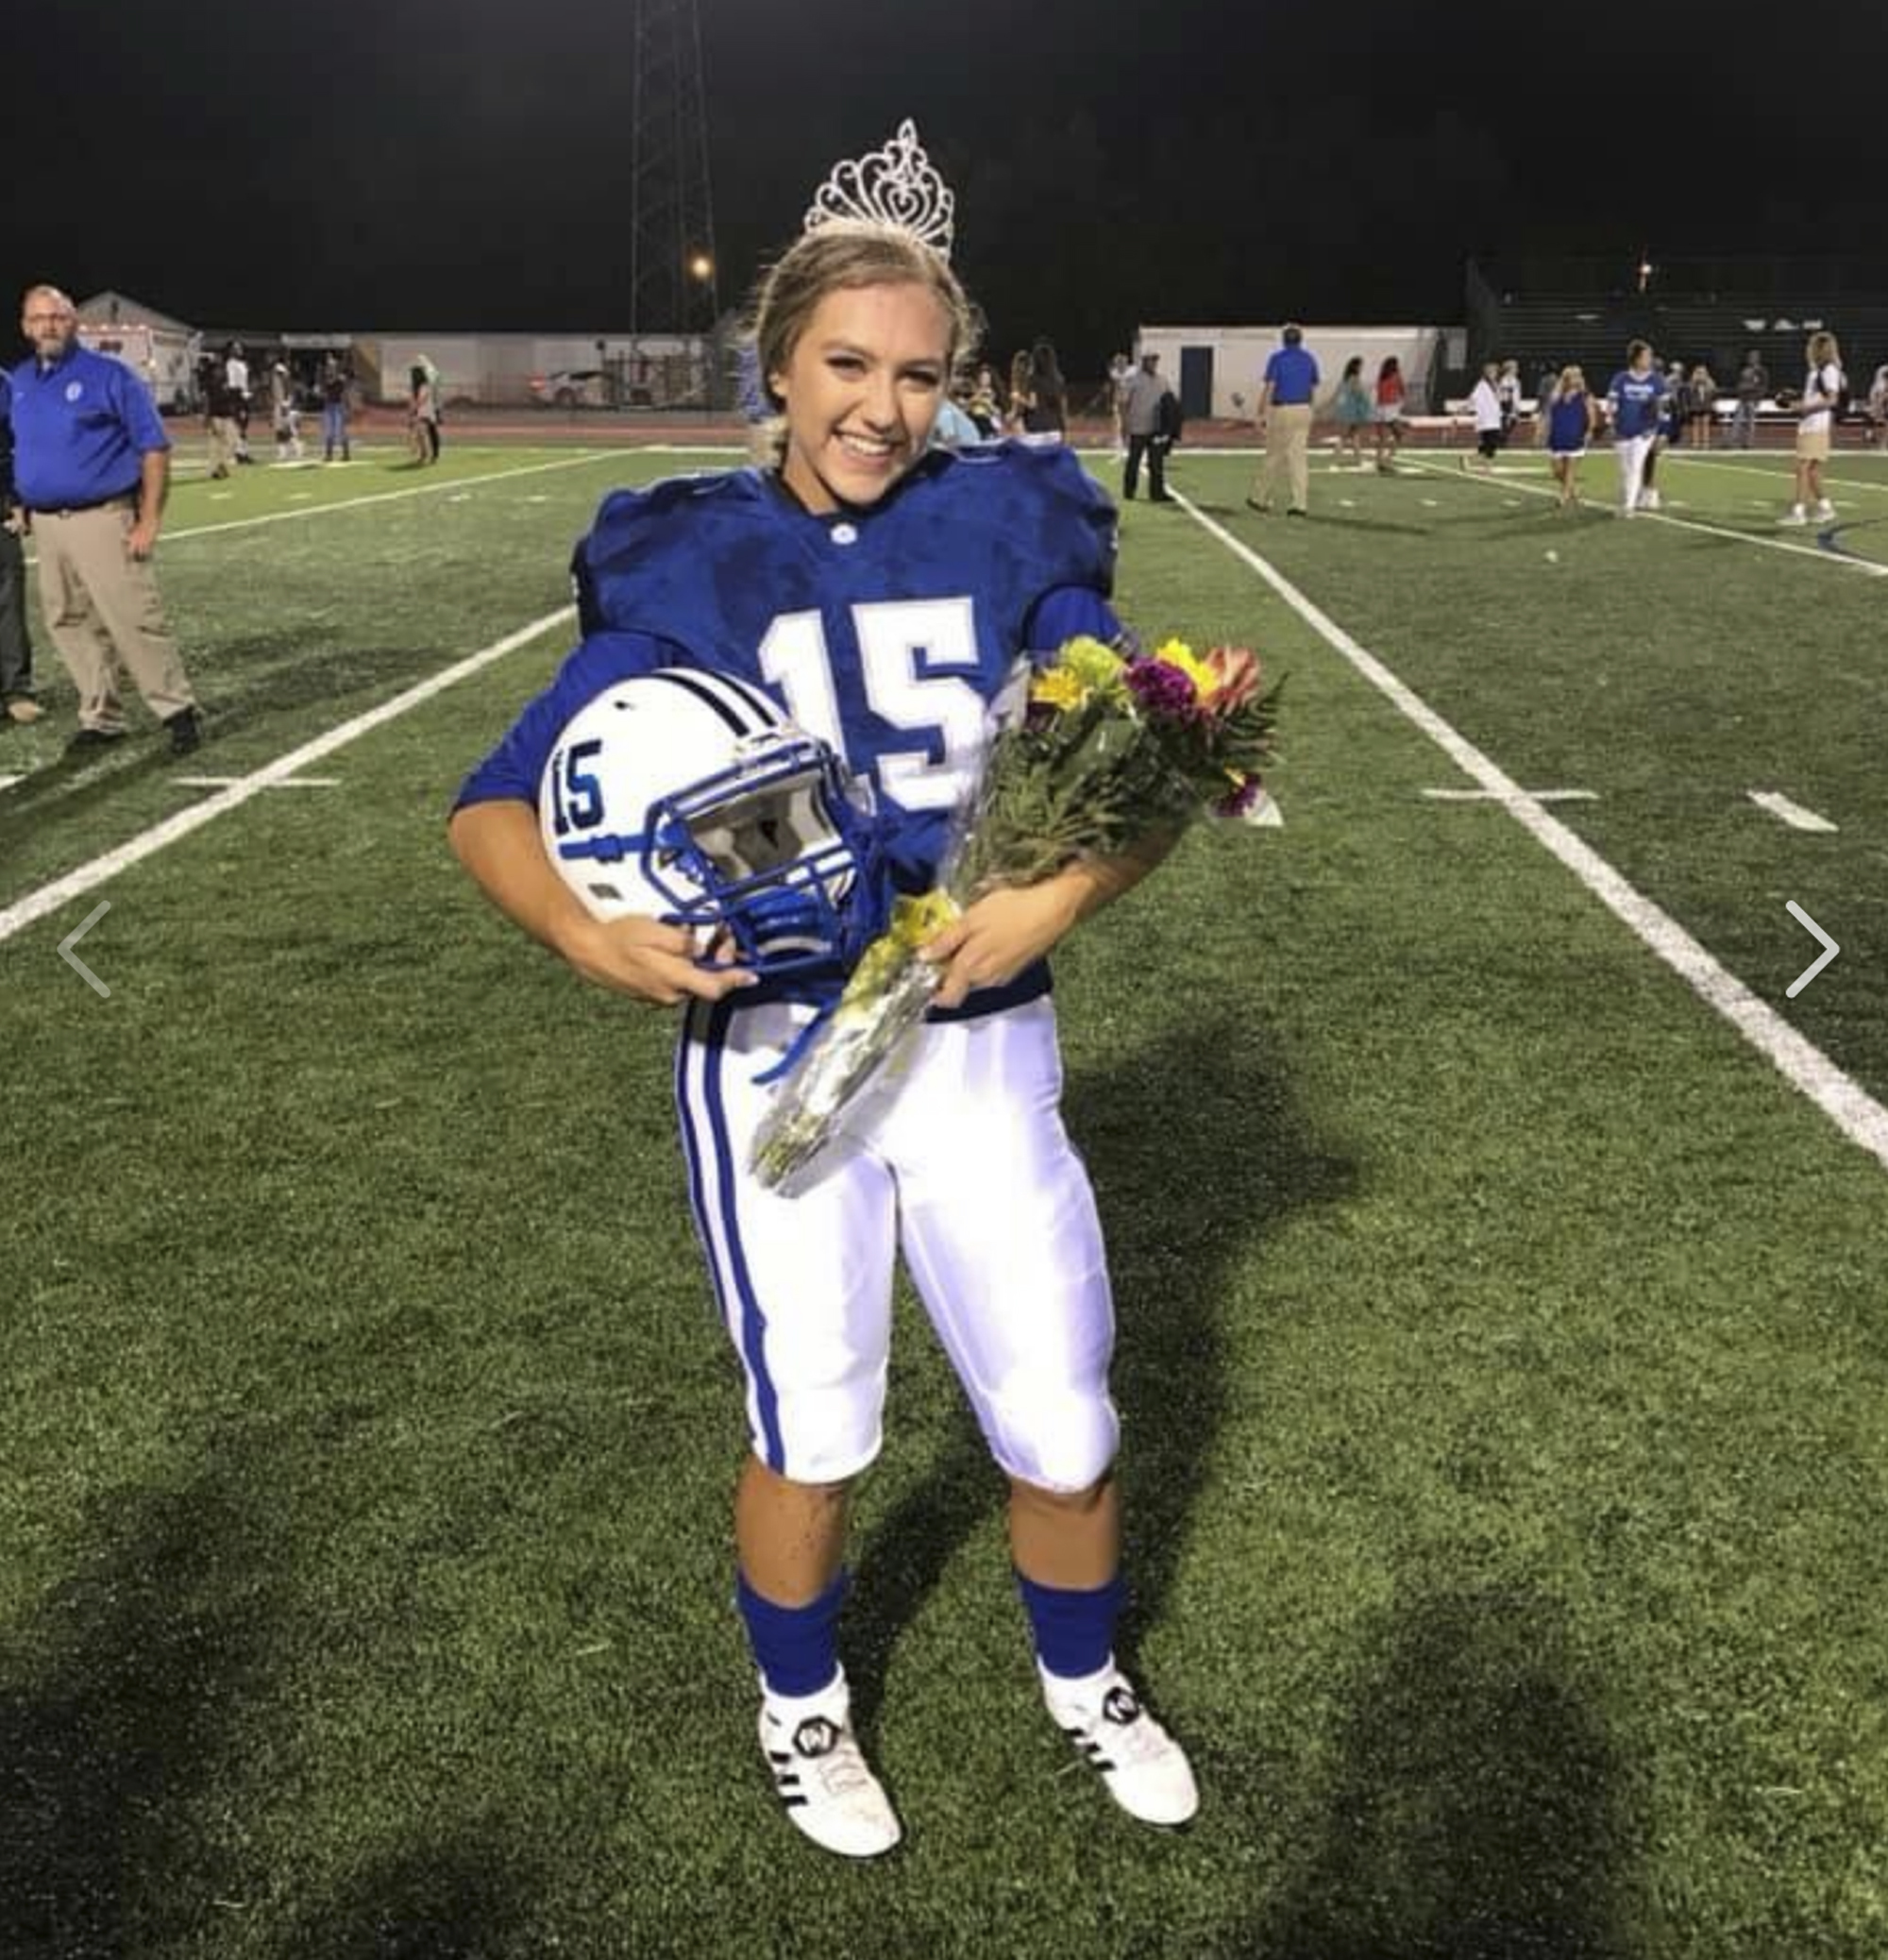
[1016,1569,1127,1681]
[735,1568,847,1699]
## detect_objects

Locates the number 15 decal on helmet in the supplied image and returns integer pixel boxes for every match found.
[538,668,884,978]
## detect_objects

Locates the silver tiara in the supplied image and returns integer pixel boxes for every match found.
[802,119,955,260]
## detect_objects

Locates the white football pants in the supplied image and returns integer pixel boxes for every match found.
[675,995,1119,1491]
[1615,433,1656,510]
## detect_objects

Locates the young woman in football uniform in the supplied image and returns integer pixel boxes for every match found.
[448,136,1199,1861]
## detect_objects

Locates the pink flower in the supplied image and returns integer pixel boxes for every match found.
[1203,646,1259,715]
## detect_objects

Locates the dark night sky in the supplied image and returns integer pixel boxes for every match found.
[8,0,1884,371]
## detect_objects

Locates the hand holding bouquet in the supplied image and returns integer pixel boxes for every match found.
[750,634,1279,1191]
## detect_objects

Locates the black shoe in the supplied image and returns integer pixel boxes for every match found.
[1244,497,1269,513]
[1286,507,1308,518]
[1151,493,1176,503]
[164,707,203,757]
[65,727,126,756]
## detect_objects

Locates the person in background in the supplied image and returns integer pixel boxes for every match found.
[1245,322,1320,515]
[1464,361,1503,471]
[1021,338,1068,444]
[1495,358,1521,445]
[1637,354,1681,510]
[1119,349,1177,502]
[967,363,1002,438]
[1685,363,1717,448]
[1730,348,1768,449]
[0,367,41,724]
[224,340,252,464]
[1108,349,1132,455]
[410,361,442,465]
[1005,349,1034,436]
[9,283,201,754]
[1332,356,1372,469]
[735,340,775,465]
[1781,329,1846,527]
[1606,339,1667,517]
[320,354,352,464]
[1866,363,1888,451]
[271,359,304,464]
[1373,355,1408,473]
[1544,363,1597,512]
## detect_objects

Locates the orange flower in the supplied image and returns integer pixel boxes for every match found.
[1202,646,1259,714]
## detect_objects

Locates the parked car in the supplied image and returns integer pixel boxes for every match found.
[531,368,612,409]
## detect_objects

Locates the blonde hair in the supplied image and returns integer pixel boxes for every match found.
[745,223,981,463]
[1808,330,1841,368]
[1555,364,1585,398]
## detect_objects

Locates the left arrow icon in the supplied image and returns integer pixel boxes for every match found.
[59,901,112,998]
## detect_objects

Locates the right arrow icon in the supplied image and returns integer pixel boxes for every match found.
[1785,901,1840,999]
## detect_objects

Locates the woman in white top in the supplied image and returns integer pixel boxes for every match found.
[1463,362,1504,471]
[1866,364,1888,451]
[1783,330,1845,526]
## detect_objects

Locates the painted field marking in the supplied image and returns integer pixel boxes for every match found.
[1172,484,1888,1174]
[0,605,575,948]
[20,451,623,571]
[0,774,23,792]
[1408,455,1888,578]
[1749,791,1839,833]
[1424,787,1597,803]
[1673,455,1888,498]
[171,775,341,790]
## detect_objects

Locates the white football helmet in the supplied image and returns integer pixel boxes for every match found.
[539,669,880,977]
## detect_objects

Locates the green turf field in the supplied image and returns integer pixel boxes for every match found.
[4,440,1885,1957]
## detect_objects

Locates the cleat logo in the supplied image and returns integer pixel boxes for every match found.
[1103,1686,1142,1727]
[793,1716,840,1758]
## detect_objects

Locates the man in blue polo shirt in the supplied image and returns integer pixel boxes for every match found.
[10,283,200,755]
[1246,323,1321,517]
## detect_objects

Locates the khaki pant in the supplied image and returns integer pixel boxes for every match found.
[207,415,239,475]
[1254,402,1314,512]
[32,502,195,732]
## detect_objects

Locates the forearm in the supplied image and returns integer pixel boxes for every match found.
[448,797,591,955]
[1048,825,1184,930]
[138,450,167,528]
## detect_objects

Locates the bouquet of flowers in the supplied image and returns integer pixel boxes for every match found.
[750,634,1279,1191]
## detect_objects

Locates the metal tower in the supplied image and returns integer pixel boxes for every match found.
[628,0,719,340]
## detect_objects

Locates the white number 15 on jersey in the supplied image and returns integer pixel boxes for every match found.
[759,598,988,812]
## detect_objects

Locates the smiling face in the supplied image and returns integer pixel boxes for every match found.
[768,280,952,514]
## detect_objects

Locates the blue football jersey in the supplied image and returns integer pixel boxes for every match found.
[457,441,1120,896]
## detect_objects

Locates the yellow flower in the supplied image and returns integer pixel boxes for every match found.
[1154,638,1218,701]
[1030,667,1086,712]
[1056,635,1128,701]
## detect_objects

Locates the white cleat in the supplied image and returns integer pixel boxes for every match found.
[1814,500,1836,523]
[1044,1664,1199,1828]
[1778,506,1810,527]
[758,1677,901,1859]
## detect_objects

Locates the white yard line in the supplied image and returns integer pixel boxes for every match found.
[170,774,341,790]
[1176,487,1888,1174]
[1424,787,1597,803]
[0,605,574,946]
[1406,455,1888,578]
[19,451,623,569]
[1749,791,1839,833]
[1668,454,1888,498]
